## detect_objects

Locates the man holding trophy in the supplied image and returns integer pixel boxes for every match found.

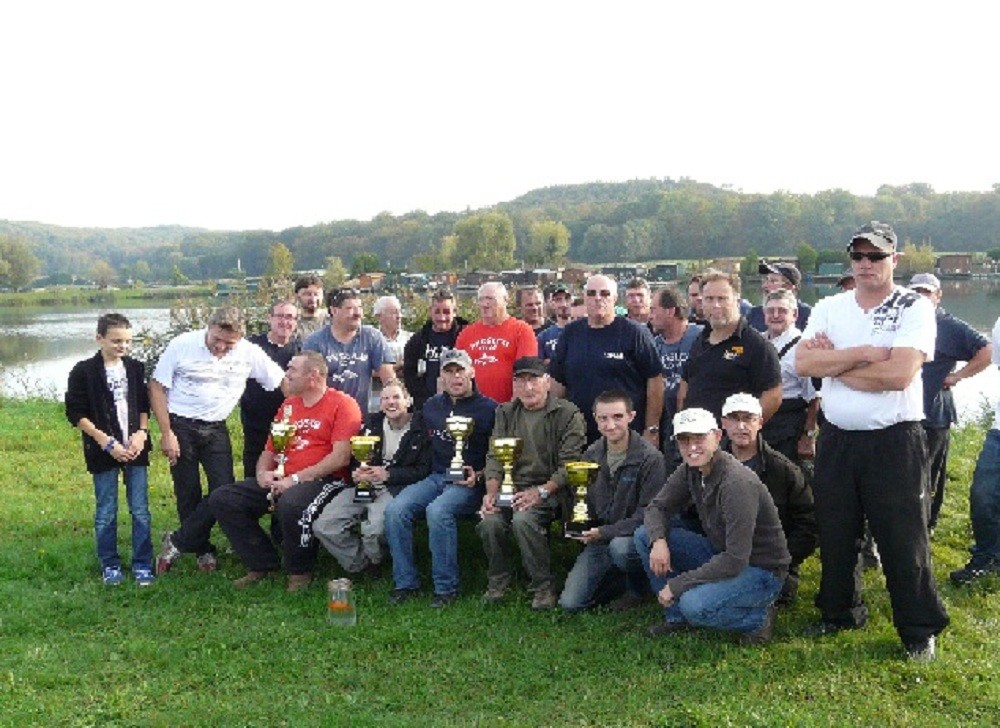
[383,349,497,608]
[559,390,666,612]
[477,357,586,610]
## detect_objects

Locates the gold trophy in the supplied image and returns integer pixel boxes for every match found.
[445,415,475,485]
[350,435,381,504]
[268,405,298,510]
[490,437,522,509]
[564,461,600,538]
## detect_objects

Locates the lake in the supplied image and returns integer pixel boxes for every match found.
[1,282,998,423]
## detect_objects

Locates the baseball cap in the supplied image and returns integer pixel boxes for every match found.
[512,356,547,377]
[848,221,898,252]
[721,393,763,418]
[439,349,474,371]
[549,281,572,296]
[909,273,941,293]
[758,262,802,289]
[673,408,719,436]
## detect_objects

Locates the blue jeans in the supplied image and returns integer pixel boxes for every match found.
[559,536,647,611]
[969,428,1000,563]
[634,525,782,633]
[93,465,152,570]
[383,473,482,595]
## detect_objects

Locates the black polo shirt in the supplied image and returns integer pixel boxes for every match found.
[680,317,781,421]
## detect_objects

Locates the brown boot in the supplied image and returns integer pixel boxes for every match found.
[286,573,313,593]
[233,571,272,589]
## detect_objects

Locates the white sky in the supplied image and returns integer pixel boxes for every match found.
[2,1,998,231]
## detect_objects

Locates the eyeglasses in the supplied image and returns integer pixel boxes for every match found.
[849,251,892,263]
[586,289,614,298]
[270,312,298,320]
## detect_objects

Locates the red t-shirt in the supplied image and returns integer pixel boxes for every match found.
[455,317,538,403]
[266,389,362,480]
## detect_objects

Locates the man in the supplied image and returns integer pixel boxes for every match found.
[370,294,412,411]
[909,273,992,531]
[677,269,782,425]
[208,352,363,591]
[150,306,285,573]
[748,262,812,333]
[796,221,949,660]
[402,288,467,411]
[239,300,301,477]
[649,285,703,459]
[687,275,707,326]
[635,408,790,643]
[549,274,664,445]
[294,275,327,341]
[836,272,856,292]
[720,393,817,605]
[559,390,665,612]
[951,315,1000,586]
[383,349,497,607]
[304,287,395,415]
[536,282,573,364]
[455,281,538,403]
[759,289,820,464]
[477,357,586,610]
[516,285,551,335]
[625,277,653,328]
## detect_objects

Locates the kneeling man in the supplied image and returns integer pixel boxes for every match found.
[635,408,790,643]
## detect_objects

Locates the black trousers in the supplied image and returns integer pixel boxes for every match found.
[924,426,950,530]
[812,421,948,645]
[169,415,235,554]
[241,426,270,480]
[210,478,346,575]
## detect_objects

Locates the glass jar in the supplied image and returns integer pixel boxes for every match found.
[327,578,357,626]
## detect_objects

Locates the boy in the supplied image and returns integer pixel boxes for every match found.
[65,313,154,586]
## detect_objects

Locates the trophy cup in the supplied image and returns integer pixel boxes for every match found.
[564,461,599,538]
[490,437,522,509]
[268,405,298,510]
[350,435,381,504]
[445,415,475,485]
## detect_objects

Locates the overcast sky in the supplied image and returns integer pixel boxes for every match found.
[2,1,998,231]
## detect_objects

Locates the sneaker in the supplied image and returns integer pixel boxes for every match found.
[950,557,1000,586]
[482,585,509,605]
[388,588,420,605]
[133,567,155,587]
[102,566,125,586]
[531,587,558,611]
[196,552,218,573]
[906,636,936,662]
[430,592,458,608]
[155,532,181,575]
[646,620,691,638]
[286,573,313,593]
[741,606,776,646]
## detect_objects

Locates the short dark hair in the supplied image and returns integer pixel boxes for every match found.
[700,268,742,297]
[295,275,324,293]
[431,288,456,303]
[516,285,541,306]
[326,287,362,309]
[625,277,650,292]
[656,286,688,319]
[593,388,634,412]
[299,350,329,378]
[208,306,245,335]
[97,313,131,336]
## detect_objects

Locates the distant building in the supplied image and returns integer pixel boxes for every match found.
[936,254,973,277]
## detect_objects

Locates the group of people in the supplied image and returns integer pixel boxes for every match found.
[65,221,999,662]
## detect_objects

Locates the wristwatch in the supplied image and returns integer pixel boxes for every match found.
[537,486,550,501]
[291,474,300,485]
[646,425,660,434]
[802,429,818,438]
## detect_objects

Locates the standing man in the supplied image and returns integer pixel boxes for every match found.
[536,282,573,364]
[150,307,285,573]
[796,221,949,660]
[909,273,992,531]
[209,352,363,591]
[370,294,412,411]
[650,285,703,458]
[748,262,811,333]
[549,274,664,445]
[760,289,820,464]
[678,269,782,425]
[951,315,1000,585]
[239,300,300,478]
[625,277,653,329]
[720,393,817,605]
[304,287,395,416]
[294,275,326,342]
[402,288,467,411]
[477,357,586,610]
[456,281,538,404]
[635,408,790,643]
[516,286,551,335]
[687,275,707,326]
[559,390,665,612]
[383,350,497,607]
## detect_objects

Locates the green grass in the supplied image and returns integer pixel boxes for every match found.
[2,399,998,726]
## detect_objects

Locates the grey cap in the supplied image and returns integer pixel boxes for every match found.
[759,261,802,289]
[909,273,941,292]
[513,356,547,377]
[849,221,898,252]
[439,348,474,372]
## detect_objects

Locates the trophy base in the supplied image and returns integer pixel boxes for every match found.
[446,466,468,486]
[564,520,594,539]
[497,491,515,510]
[353,487,377,504]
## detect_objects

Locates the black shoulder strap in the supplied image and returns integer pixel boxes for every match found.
[777,336,801,359]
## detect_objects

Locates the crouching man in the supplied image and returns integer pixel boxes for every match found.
[635,408,790,643]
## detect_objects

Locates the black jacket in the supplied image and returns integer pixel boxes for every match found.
[65,352,151,473]
[582,432,666,541]
[357,411,433,496]
[402,317,468,410]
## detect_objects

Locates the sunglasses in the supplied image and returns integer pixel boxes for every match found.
[849,251,892,262]
[585,289,614,298]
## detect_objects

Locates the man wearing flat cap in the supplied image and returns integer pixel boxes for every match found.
[748,261,811,333]
[477,356,586,610]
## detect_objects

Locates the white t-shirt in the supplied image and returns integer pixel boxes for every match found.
[152,329,285,422]
[802,287,935,430]
[769,326,817,403]
[992,316,1000,432]
[105,361,129,438]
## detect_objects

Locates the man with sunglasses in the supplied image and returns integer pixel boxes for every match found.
[796,221,948,661]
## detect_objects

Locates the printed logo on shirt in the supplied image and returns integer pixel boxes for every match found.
[722,345,744,361]
[466,337,512,352]
[474,353,499,367]
[872,289,919,336]
[604,351,625,360]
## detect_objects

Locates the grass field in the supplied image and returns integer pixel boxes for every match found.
[2,398,998,727]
